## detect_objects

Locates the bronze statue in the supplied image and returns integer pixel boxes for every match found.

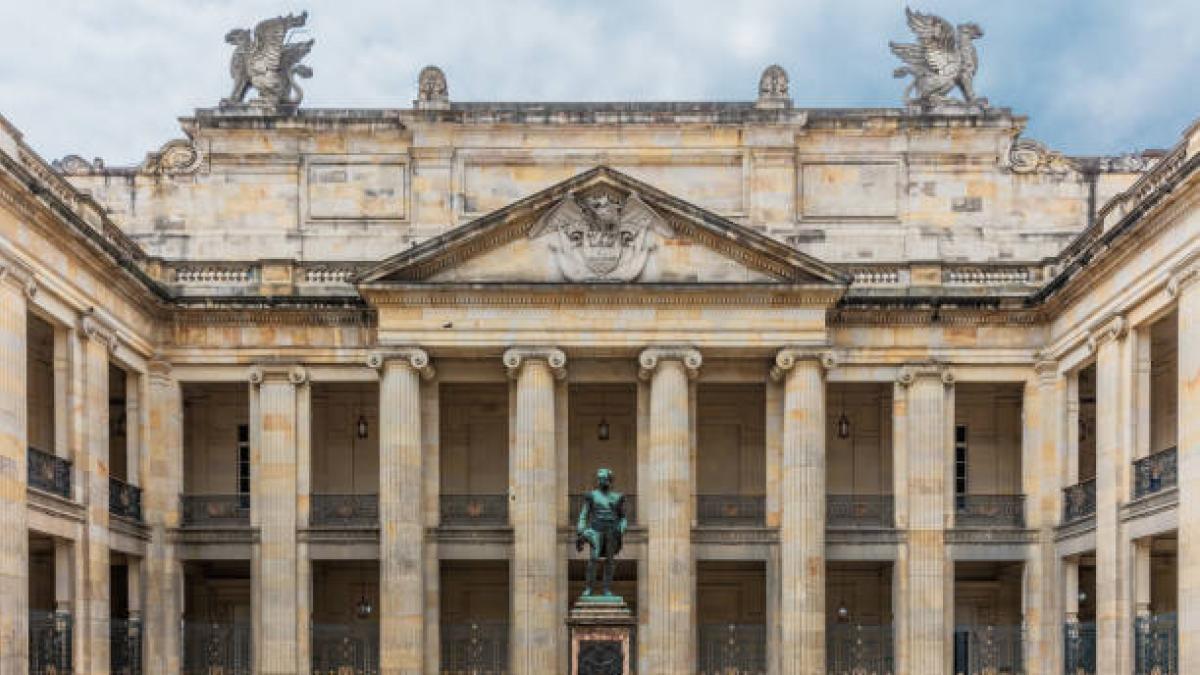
[575,468,628,598]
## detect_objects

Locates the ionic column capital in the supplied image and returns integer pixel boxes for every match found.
[1085,313,1127,353]
[147,356,174,385]
[368,348,435,380]
[79,308,121,354]
[503,346,566,380]
[1167,254,1200,298]
[770,346,835,382]
[896,363,954,387]
[638,346,702,381]
[248,364,307,385]
[0,241,38,298]
[1033,359,1059,384]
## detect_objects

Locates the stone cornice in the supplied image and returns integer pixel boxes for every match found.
[769,346,836,382]
[1085,313,1127,353]
[638,347,702,380]
[248,364,307,385]
[367,348,435,380]
[361,284,842,308]
[502,347,567,380]
[172,306,374,327]
[896,363,954,387]
[828,307,1043,326]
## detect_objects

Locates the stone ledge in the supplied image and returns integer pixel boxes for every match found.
[299,527,380,544]
[26,488,85,523]
[1120,487,1177,524]
[170,527,260,545]
[433,526,514,545]
[946,528,1037,545]
[110,514,151,542]
[691,527,779,545]
[826,528,905,545]
[1054,517,1097,542]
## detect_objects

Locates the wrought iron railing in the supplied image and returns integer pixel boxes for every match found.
[27,446,71,499]
[698,623,767,675]
[569,493,637,525]
[696,495,765,527]
[180,494,250,527]
[1135,612,1178,675]
[441,622,509,674]
[182,621,252,675]
[1063,478,1097,523]
[439,495,509,527]
[1064,621,1096,675]
[109,477,143,521]
[310,493,379,527]
[827,623,894,675]
[312,623,379,675]
[826,494,895,528]
[953,625,1024,675]
[111,617,142,675]
[954,494,1025,528]
[1133,446,1178,500]
[29,610,72,675]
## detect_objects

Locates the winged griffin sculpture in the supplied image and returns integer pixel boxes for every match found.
[889,8,987,108]
[222,12,314,109]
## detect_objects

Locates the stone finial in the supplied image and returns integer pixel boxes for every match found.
[756,64,791,109]
[889,8,987,109]
[367,348,435,380]
[52,154,95,176]
[637,347,702,381]
[220,12,314,111]
[503,347,567,380]
[415,65,450,110]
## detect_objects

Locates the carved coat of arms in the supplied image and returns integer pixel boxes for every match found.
[531,191,671,282]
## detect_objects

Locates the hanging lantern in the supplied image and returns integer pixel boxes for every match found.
[354,591,373,619]
[597,417,610,441]
[836,412,851,439]
[356,415,369,440]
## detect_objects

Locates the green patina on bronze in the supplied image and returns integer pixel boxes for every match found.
[575,468,628,601]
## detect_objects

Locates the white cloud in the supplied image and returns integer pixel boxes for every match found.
[0,0,1195,163]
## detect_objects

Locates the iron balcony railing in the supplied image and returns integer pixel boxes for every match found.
[111,616,142,675]
[310,493,379,527]
[569,493,637,525]
[180,494,250,527]
[954,494,1025,528]
[109,477,143,521]
[311,623,379,675]
[1133,446,1178,500]
[696,495,766,527]
[29,610,72,675]
[826,494,895,529]
[439,495,509,527]
[827,623,894,675]
[182,621,252,675]
[953,625,1024,675]
[1064,621,1096,675]
[698,623,767,675]
[1135,612,1178,675]
[441,622,509,674]
[27,446,71,499]
[1063,478,1097,523]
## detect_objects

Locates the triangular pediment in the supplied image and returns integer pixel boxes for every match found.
[359,166,847,286]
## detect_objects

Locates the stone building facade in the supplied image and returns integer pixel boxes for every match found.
[0,21,1198,675]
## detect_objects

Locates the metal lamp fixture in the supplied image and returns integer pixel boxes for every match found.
[836,390,851,439]
[356,415,369,440]
[597,417,610,441]
[354,586,373,619]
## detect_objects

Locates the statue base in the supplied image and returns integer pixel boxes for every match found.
[568,596,636,675]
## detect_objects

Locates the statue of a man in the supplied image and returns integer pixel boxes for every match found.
[575,468,628,598]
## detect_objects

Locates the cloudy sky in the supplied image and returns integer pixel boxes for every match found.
[1,0,1197,165]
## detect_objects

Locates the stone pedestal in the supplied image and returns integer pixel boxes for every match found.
[568,598,636,675]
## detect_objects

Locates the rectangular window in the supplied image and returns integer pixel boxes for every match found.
[955,425,968,508]
[237,424,250,509]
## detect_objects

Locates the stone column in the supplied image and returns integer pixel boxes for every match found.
[1133,539,1151,620]
[638,347,701,674]
[503,347,566,675]
[80,312,115,674]
[771,348,832,674]
[1089,314,1128,672]
[1063,559,1079,624]
[144,359,183,674]
[1172,257,1200,672]
[1024,361,1062,672]
[249,364,306,674]
[0,258,33,674]
[894,364,953,675]
[369,349,435,674]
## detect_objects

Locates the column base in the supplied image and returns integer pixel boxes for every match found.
[568,598,636,675]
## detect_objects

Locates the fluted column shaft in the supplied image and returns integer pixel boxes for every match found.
[80,317,112,674]
[505,347,565,675]
[1173,260,1200,672]
[0,266,30,675]
[1024,361,1062,673]
[144,360,183,674]
[896,365,953,675]
[372,349,434,674]
[640,347,700,674]
[249,365,306,674]
[1090,317,1127,674]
